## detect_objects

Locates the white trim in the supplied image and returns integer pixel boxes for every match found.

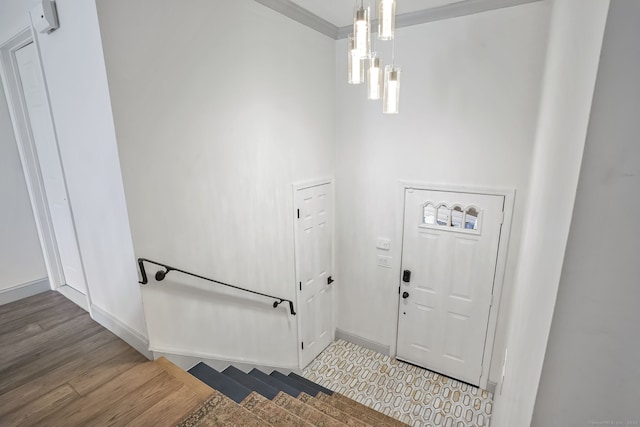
[0,27,92,312]
[149,344,297,371]
[0,277,50,306]
[90,303,153,359]
[254,0,338,39]
[336,328,391,356]
[0,28,64,289]
[56,285,89,312]
[292,177,335,369]
[392,181,516,390]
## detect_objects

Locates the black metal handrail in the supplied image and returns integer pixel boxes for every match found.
[137,258,296,315]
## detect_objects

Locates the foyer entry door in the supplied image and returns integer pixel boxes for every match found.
[295,182,334,369]
[396,189,504,386]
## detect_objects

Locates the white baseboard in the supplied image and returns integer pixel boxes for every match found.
[90,304,153,360]
[56,284,89,311]
[0,277,50,306]
[335,328,391,356]
[150,344,299,374]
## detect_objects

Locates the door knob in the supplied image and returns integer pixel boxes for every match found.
[402,291,409,299]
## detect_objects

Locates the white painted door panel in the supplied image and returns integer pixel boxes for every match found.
[397,189,503,385]
[15,43,86,294]
[296,183,333,368]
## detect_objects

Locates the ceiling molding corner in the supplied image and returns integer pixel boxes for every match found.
[336,0,543,39]
[254,0,339,39]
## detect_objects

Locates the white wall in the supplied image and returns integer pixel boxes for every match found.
[334,2,550,384]
[96,0,335,367]
[0,81,47,292]
[0,0,147,345]
[532,1,640,424]
[491,1,610,425]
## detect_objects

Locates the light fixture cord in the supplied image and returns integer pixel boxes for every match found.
[391,36,396,66]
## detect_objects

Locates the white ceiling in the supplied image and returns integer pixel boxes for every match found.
[289,0,465,28]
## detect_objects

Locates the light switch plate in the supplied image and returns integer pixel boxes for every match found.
[377,255,392,268]
[376,238,391,251]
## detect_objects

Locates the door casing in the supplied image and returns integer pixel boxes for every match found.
[392,181,515,389]
[0,27,90,311]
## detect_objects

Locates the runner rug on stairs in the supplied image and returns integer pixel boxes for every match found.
[176,362,408,427]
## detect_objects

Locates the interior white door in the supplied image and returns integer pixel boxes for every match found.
[296,183,334,368]
[15,43,86,294]
[397,189,503,385]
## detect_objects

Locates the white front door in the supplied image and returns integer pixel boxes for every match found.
[396,189,503,385]
[15,43,87,295]
[295,182,334,368]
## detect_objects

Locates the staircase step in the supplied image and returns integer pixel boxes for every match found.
[241,391,313,427]
[270,371,320,397]
[155,357,214,401]
[288,372,333,395]
[177,390,273,426]
[188,362,251,403]
[298,392,371,427]
[272,391,346,427]
[249,369,302,398]
[223,366,279,400]
[318,393,408,426]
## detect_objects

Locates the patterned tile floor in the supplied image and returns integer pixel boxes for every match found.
[302,340,493,427]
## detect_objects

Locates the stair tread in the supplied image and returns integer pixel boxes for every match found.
[272,391,346,427]
[241,391,313,427]
[156,357,214,401]
[188,362,252,403]
[127,383,202,427]
[223,366,280,400]
[177,389,273,426]
[270,371,320,396]
[288,372,333,395]
[299,392,372,427]
[318,393,408,426]
[249,369,302,398]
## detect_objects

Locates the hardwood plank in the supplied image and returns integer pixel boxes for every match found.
[0,384,80,427]
[0,338,139,416]
[0,290,59,316]
[0,321,43,346]
[68,345,147,396]
[0,291,69,327]
[85,371,182,426]
[46,361,165,425]
[0,328,117,395]
[155,356,214,401]
[0,297,85,336]
[127,383,201,427]
[0,312,101,367]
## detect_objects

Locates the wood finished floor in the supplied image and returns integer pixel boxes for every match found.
[0,291,212,426]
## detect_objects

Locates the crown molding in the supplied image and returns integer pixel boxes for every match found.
[255,0,542,40]
[254,0,339,39]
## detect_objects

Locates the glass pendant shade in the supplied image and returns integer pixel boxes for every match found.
[383,65,400,114]
[378,0,396,40]
[367,54,382,100]
[348,34,365,84]
[353,4,370,59]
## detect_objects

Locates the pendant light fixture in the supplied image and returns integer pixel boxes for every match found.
[348,0,400,114]
[383,64,401,114]
[367,53,382,100]
[348,34,365,85]
[353,1,370,59]
[378,0,396,40]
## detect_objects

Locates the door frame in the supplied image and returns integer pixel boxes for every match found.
[0,27,90,310]
[392,181,515,389]
[292,177,335,369]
